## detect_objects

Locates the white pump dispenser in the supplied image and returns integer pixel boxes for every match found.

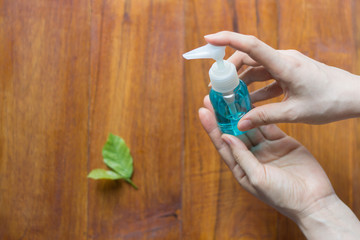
[183,44,239,93]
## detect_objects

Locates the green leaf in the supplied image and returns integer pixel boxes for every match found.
[87,169,122,180]
[102,133,133,179]
[87,134,138,189]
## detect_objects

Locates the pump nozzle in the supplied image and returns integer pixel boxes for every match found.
[183,44,226,62]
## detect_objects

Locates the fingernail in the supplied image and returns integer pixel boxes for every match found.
[198,107,206,115]
[222,135,234,146]
[238,119,253,131]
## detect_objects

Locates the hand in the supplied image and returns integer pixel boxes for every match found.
[199,96,360,239]
[199,95,334,220]
[204,31,360,131]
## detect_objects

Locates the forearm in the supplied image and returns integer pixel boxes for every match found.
[297,194,360,240]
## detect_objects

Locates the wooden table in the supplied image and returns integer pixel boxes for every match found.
[1,0,360,239]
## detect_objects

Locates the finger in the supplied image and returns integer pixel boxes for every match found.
[198,107,237,170]
[205,31,286,78]
[242,128,277,164]
[250,136,300,164]
[244,128,266,147]
[236,133,253,149]
[222,134,264,185]
[250,82,283,103]
[258,124,287,141]
[239,66,273,85]
[249,125,288,163]
[237,102,295,131]
[231,164,247,188]
[203,95,214,113]
[227,51,260,71]
[243,125,286,163]
[249,142,279,164]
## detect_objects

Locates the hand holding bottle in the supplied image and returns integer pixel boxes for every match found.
[199,96,360,239]
[205,31,360,131]
[183,43,252,136]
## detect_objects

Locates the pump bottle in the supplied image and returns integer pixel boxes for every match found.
[183,44,251,136]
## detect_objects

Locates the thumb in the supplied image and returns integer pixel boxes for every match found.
[221,134,262,183]
[238,102,294,131]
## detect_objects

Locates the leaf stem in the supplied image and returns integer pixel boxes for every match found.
[125,178,138,189]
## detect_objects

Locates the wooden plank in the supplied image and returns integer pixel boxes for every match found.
[277,0,356,238]
[114,223,180,240]
[0,1,90,239]
[352,0,360,220]
[88,0,184,239]
[183,0,278,239]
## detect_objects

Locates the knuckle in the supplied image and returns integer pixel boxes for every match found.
[280,56,302,78]
[277,49,305,78]
[220,30,231,35]
[247,35,259,49]
[217,139,230,153]
[291,58,303,69]
[220,30,233,39]
[256,108,270,124]
[284,104,299,122]
[232,150,243,163]
[287,49,301,56]
[249,169,264,187]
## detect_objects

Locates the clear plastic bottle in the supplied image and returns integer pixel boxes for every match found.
[183,43,251,136]
[209,80,251,135]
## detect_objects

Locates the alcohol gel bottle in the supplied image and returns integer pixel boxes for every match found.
[183,44,251,136]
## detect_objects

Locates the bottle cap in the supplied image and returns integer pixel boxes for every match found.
[183,44,239,93]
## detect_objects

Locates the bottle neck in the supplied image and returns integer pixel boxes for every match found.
[209,60,240,93]
[211,83,240,95]
[215,60,225,70]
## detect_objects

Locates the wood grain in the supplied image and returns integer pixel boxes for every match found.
[277,1,358,238]
[0,1,90,239]
[353,0,360,221]
[1,0,360,239]
[87,0,183,239]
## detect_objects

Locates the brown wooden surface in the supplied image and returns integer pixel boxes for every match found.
[1,0,360,239]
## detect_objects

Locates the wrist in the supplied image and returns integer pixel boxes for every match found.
[296,194,360,240]
[343,74,360,119]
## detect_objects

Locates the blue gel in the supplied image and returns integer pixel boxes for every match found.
[209,80,251,136]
